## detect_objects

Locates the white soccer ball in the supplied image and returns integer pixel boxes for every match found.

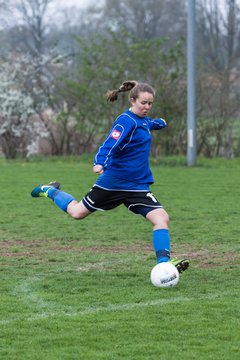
[150,262,179,288]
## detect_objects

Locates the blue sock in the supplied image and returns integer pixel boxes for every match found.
[152,229,170,263]
[47,189,76,212]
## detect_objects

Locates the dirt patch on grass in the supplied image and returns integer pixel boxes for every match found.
[173,245,239,268]
[0,240,238,268]
[0,242,153,259]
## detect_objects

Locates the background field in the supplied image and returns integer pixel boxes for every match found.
[0,157,240,360]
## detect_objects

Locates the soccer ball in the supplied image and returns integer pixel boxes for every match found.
[150,262,179,288]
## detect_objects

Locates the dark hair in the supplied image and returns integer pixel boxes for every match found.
[106,80,155,102]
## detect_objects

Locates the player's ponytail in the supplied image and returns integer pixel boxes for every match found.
[106,80,155,103]
[106,80,138,102]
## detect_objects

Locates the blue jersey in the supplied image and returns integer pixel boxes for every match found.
[94,109,166,190]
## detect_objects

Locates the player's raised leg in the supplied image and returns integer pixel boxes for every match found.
[31,182,91,219]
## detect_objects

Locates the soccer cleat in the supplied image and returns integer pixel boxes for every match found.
[31,181,61,198]
[169,257,190,273]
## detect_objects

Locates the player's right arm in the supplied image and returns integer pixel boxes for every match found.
[93,115,134,172]
[93,164,104,175]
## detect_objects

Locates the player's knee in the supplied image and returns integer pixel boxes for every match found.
[155,214,169,228]
[147,208,169,227]
[67,201,90,220]
[163,212,170,227]
[71,212,84,220]
[162,211,170,225]
[68,209,87,220]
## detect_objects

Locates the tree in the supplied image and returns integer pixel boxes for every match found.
[0,1,11,30]
[0,0,84,157]
[197,0,240,157]
[13,0,53,56]
[0,61,37,159]
[102,0,186,43]
[0,51,71,158]
[62,30,187,156]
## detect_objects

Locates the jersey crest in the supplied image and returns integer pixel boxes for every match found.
[110,129,121,140]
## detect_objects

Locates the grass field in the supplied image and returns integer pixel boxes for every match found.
[0,156,240,359]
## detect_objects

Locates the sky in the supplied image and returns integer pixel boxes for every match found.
[0,0,102,30]
[6,0,100,27]
[58,0,96,9]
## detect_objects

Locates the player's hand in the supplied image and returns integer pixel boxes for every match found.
[93,164,104,175]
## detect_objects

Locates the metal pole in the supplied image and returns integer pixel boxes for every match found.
[187,0,197,166]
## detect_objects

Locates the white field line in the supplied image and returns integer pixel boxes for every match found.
[0,292,231,325]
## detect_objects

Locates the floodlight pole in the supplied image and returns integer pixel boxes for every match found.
[187,0,197,166]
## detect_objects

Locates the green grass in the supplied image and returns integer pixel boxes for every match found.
[0,157,240,359]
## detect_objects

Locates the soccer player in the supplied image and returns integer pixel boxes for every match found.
[31,80,189,273]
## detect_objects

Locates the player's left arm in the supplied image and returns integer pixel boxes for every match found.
[148,118,167,130]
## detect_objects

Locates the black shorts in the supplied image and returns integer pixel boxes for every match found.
[82,185,163,217]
